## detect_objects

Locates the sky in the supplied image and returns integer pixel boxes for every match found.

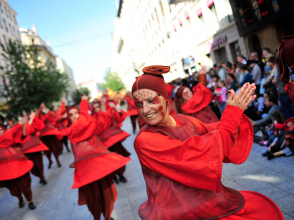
[9,0,118,85]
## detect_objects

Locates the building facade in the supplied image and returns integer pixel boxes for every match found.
[19,24,56,66]
[110,0,248,90]
[0,0,22,103]
[56,56,77,104]
[229,0,294,59]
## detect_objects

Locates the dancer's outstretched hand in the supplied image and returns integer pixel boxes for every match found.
[81,94,88,100]
[226,83,256,111]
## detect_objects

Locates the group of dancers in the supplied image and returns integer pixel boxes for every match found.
[2,35,294,219]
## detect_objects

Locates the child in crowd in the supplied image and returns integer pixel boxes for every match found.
[214,79,227,113]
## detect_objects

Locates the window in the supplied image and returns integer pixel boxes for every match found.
[0,2,2,13]
[225,0,234,22]
[159,0,164,16]
[209,3,219,30]
[13,15,17,25]
[8,10,11,20]
[32,38,34,45]
[8,23,11,35]
[199,14,206,35]
[155,8,159,24]
[148,19,151,27]
[3,34,6,44]
[3,18,8,33]
[4,6,7,16]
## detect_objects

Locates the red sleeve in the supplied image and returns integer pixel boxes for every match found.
[181,83,213,114]
[56,102,66,116]
[125,97,136,108]
[79,99,89,113]
[94,112,112,135]
[46,113,57,126]
[274,123,286,130]
[32,117,45,132]
[107,108,128,126]
[0,124,23,147]
[198,73,207,86]
[135,106,252,192]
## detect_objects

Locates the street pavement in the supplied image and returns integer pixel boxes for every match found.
[1,117,294,220]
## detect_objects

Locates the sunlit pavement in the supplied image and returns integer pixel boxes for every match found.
[1,118,294,220]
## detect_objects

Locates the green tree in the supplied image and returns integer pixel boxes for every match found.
[0,40,68,118]
[72,87,90,105]
[102,68,125,93]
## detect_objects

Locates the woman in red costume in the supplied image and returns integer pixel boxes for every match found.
[124,92,139,133]
[92,99,131,184]
[59,95,130,220]
[174,66,219,123]
[37,103,63,168]
[21,111,49,185]
[132,65,283,220]
[0,119,36,210]
[107,101,128,127]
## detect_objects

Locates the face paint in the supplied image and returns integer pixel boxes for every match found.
[158,106,163,111]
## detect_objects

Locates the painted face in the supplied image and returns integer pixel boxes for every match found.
[68,108,79,123]
[92,103,101,113]
[133,89,167,126]
[23,115,28,123]
[182,87,193,102]
[0,127,4,136]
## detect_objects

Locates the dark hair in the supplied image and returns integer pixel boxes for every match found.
[271,111,286,123]
[228,73,235,80]
[213,64,217,68]
[263,48,271,53]
[212,74,220,80]
[268,56,276,64]
[265,94,278,104]
[238,64,248,71]
[226,62,232,68]
[237,54,246,59]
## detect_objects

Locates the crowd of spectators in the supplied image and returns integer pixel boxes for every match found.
[169,47,294,160]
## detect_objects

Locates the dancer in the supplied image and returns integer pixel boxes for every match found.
[107,101,128,127]
[132,65,283,220]
[37,103,63,168]
[59,95,130,220]
[22,111,49,185]
[124,92,139,133]
[92,99,131,183]
[174,66,219,123]
[0,119,36,209]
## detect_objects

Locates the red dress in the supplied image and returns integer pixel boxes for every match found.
[0,125,33,181]
[107,107,128,127]
[59,100,130,189]
[125,96,138,116]
[134,106,283,220]
[180,74,219,123]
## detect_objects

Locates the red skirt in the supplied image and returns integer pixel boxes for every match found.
[23,143,49,154]
[102,131,130,149]
[0,159,33,181]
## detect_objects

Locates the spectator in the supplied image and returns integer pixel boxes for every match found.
[262,56,277,89]
[263,47,271,59]
[244,90,265,121]
[235,63,245,85]
[252,94,280,139]
[227,73,237,91]
[251,52,265,76]
[247,59,262,94]
[237,54,247,64]
[214,79,227,113]
[208,74,219,92]
[272,68,294,119]
[216,64,227,82]
[225,62,234,75]
[264,53,274,75]
[238,64,252,86]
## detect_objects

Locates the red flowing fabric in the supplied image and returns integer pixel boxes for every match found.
[22,120,49,154]
[180,74,219,123]
[93,111,130,149]
[38,114,63,140]
[134,106,283,220]
[59,100,130,189]
[0,125,33,181]
[107,107,128,127]
[125,96,138,116]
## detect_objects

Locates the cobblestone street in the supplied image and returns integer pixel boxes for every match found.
[1,118,294,220]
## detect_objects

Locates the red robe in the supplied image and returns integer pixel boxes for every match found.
[38,114,63,140]
[180,74,219,123]
[55,102,68,130]
[22,118,49,154]
[0,125,33,181]
[125,96,138,116]
[107,107,128,127]
[59,100,130,189]
[93,111,130,149]
[134,106,283,220]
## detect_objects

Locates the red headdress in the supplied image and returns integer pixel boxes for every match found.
[131,65,170,101]
[279,35,294,84]
[91,98,101,106]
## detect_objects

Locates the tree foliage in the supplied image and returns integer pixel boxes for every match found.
[0,40,67,118]
[72,87,90,105]
[102,68,125,93]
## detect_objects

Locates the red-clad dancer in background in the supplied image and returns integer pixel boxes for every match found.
[92,98,131,184]
[21,111,49,185]
[124,92,139,133]
[174,66,219,123]
[59,95,130,220]
[55,98,71,153]
[0,119,36,210]
[37,103,64,168]
[132,65,283,220]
